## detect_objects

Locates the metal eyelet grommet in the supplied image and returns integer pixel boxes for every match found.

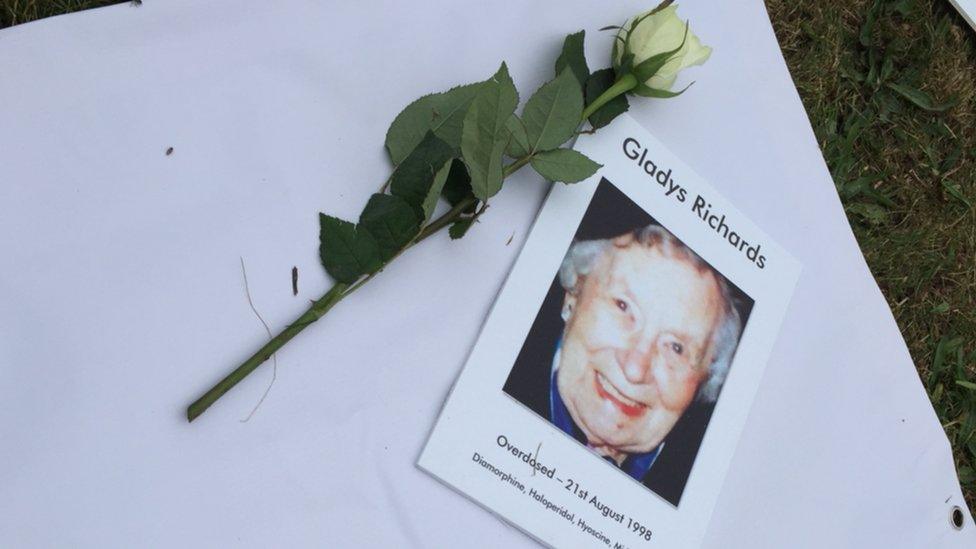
[950,506,965,530]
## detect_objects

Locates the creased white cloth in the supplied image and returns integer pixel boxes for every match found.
[0,1,971,547]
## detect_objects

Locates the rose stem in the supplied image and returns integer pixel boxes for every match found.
[187,163,524,421]
[581,73,637,121]
[187,82,636,422]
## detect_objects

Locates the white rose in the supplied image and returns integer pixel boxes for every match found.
[613,3,712,92]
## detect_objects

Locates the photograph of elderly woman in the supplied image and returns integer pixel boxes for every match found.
[503,179,753,506]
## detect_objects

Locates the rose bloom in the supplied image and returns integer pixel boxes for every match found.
[614,4,712,91]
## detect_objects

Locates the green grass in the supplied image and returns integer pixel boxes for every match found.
[4,0,975,511]
[0,0,122,27]
[768,0,976,509]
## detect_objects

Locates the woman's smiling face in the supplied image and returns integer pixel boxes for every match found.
[556,240,723,458]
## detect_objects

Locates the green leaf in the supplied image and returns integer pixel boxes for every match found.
[618,52,635,75]
[930,336,957,385]
[318,214,381,283]
[505,115,530,158]
[956,380,976,391]
[585,68,629,129]
[358,194,420,261]
[554,31,589,87]
[865,47,880,87]
[840,173,895,207]
[385,82,482,165]
[890,0,913,17]
[846,202,888,225]
[522,68,583,153]
[390,131,454,218]
[449,218,474,239]
[940,145,963,174]
[611,35,623,71]
[960,466,976,485]
[421,160,454,223]
[461,63,519,200]
[648,0,675,16]
[633,81,692,99]
[441,159,475,209]
[879,52,894,83]
[859,0,882,47]
[885,82,957,112]
[941,180,972,209]
[529,148,602,183]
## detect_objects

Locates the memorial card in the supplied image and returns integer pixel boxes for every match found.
[419,115,801,548]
